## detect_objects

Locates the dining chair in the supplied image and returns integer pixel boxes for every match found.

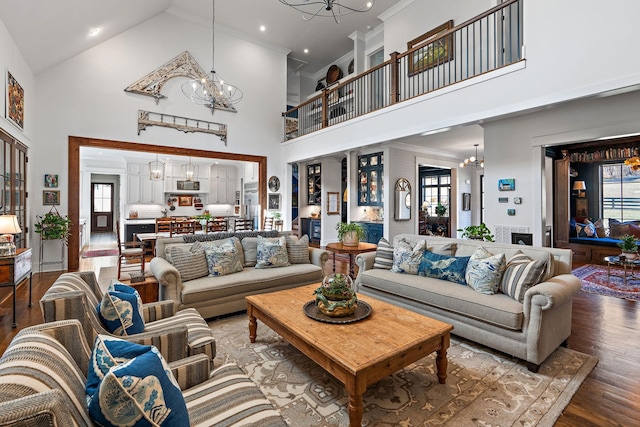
[170,219,196,236]
[156,217,172,233]
[234,218,253,231]
[263,217,274,231]
[207,217,228,232]
[115,220,145,279]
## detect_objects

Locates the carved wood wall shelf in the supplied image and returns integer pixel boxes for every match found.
[137,110,228,144]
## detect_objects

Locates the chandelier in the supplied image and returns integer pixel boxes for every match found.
[279,0,375,24]
[181,157,199,182]
[182,0,243,109]
[459,144,484,168]
[148,154,165,181]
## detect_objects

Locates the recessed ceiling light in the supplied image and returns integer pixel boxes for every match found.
[88,28,100,37]
[304,48,309,54]
[259,25,266,32]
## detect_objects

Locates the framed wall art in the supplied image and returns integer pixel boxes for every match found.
[268,193,281,210]
[178,196,193,206]
[43,190,60,206]
[407,20,454,77]
[498,179,515,191]
[6,70,24,129]
[462,193,471,211]
[44,174,59,188]
[327,191,340,215]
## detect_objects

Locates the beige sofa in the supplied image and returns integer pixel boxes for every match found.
[150,232,328,319]
[355,234,581,371]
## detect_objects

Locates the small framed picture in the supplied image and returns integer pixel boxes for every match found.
[514,197,522,204]
[44,174,58,188]
[498,197,508,203]
[6,70,24,130]
[268,193,281,210]
[498,178,515,191]
[178,196,193,206]
[43,190,60,205]
[507,208,516,216]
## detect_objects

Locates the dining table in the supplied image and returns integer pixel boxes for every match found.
[136,232,170,256]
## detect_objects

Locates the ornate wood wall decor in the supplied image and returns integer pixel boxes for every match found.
[124,51,236,113]
[137,110,228,144]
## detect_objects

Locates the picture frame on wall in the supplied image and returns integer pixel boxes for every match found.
[268,193,281,210]
[43,190,60,205]
[407,20,454,77]
[178,196,193,206]
[6,70,24,129]
[462,193,471,211]
[327,192,340,215]
[44,174,58,188]
[498,178,515,191]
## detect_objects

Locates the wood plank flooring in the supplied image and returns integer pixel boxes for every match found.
[0,238,638,426]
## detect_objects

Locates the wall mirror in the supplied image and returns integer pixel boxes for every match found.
[394,178,411,220]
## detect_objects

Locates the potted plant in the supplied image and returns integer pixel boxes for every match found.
[336,222,366,247]
[34,210,71,243]
[435,203,447,217]
[195,212,213,227]
[457,223,494,242]
[617,234,638,259]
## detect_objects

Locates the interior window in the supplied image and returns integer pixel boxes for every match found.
[601,163,640,221]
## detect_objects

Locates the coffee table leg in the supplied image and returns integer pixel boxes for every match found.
[248,306,257,343]
[436,334,450,384]
[348,393,363,427]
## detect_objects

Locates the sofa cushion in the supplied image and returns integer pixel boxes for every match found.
[391,238,426,275]
[417,250,470,285]
[465,247,506,295]
[180,264,322,306]
[241,237,258,267]
[285,234,310,264]
[204,240,244,277]
[86,335,187,427]
[593,218,607,237]
[373,237,394,270]
[500,251,547,302]
[426,239,456,256]
[359,269,524,330]
[256,235,290,268]
[169,242,210,282]
[609,218,640,238]
[575,221,598,238]
[97,283,145,336]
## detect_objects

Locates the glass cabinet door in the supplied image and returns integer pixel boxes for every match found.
[357,152,383,206]
[0,130,28,248]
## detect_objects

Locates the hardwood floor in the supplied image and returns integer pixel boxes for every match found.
[1,242,638,426]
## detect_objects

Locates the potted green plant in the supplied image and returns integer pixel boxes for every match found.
[34,211,71,243]
[617,234,638,259]
[457,223,494,242]
[435,203,447,217]
[336,222,366,247]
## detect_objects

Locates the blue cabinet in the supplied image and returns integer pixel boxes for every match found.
[357,152,383,206]
[356,222,383,244]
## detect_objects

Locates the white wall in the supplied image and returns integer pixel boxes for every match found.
[30,11,288,269]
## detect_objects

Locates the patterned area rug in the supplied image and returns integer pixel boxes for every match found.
[82,249,118,258]
[211,314,597,427]
[573,264,640,301]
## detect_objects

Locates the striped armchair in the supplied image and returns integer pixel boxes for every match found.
[0,320,287,426]
[40,271,216,365]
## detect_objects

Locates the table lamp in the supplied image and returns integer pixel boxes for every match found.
[0,215,22,256]
[572,181,586,197]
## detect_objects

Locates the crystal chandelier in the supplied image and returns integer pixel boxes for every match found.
[460,144,484,168]
[181,157,199,182]
[279,0,375,24]
[148,154,165,181]
[182,0,242,109]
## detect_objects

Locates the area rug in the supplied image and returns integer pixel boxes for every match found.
[82,248,118,258]
[211,314,597,427]
[573,264,640,301]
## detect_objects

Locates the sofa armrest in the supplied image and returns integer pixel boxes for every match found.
[150,257,183,304]
[523,274,582,312]
[128,325,190,363]
[0,389,77,427]
[142,300,176,322]
[168,354,212,390]
[354,252,377,290]
[309,247,329,273]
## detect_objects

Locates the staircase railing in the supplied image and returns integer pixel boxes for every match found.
[283,0,523,141]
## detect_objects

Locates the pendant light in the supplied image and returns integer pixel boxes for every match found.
[181,157,199,182]
[149,154,165,181]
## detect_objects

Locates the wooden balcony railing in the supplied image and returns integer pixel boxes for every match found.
[283,0,523,141]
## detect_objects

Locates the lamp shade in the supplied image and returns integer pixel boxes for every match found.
[0,215,22,234]
[572,181,586,191]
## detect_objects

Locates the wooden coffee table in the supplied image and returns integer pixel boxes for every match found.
[246,284,453,427]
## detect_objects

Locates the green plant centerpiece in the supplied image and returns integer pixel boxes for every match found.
[34,209,71,243]
[195,212,213,227]
[617,234,638,259]
[314,273,357,317]
[457,223,494,242]
[435,203,447,217]
[336,222,366,247]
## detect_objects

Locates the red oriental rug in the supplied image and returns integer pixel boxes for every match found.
[82,249,119,258]
[572,264,640,301]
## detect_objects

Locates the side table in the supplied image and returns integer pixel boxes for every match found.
[325,242,378,278]
[604,255,640,284]
[118,276,159,303]
[0,248,33,328]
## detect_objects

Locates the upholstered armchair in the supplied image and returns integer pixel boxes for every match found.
[0,319,286,426]
[39,271,216,364]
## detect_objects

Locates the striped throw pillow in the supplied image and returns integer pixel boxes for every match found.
[500,251,547,302]
[285,234,310,264]
[373,237,393,269]
[169,243,209,281]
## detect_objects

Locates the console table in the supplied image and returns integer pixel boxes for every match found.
[0,248,32,328]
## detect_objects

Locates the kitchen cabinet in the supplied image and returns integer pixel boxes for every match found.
[244,162,258,182]
[357,152,383,206]
[307,164,321,205]
[127,163,164,203]
[125,222,155,242]
[209,166,237,203]
[356,222,383,244]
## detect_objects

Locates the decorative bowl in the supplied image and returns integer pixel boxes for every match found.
[314,274,357,317]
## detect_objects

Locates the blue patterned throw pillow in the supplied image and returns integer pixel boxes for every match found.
[418,250,470,285]
[465,247,506,294]
[86,335,188,427]
[256,235,290,268]
[97,283,145,336]
[204,240,244,276]
[391,238,426,275]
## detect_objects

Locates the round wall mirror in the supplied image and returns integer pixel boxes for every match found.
[268,176,280,192]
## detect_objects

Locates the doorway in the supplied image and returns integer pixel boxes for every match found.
[91,183,114,232]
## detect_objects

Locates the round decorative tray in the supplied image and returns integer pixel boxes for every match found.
[303,300,372,324]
